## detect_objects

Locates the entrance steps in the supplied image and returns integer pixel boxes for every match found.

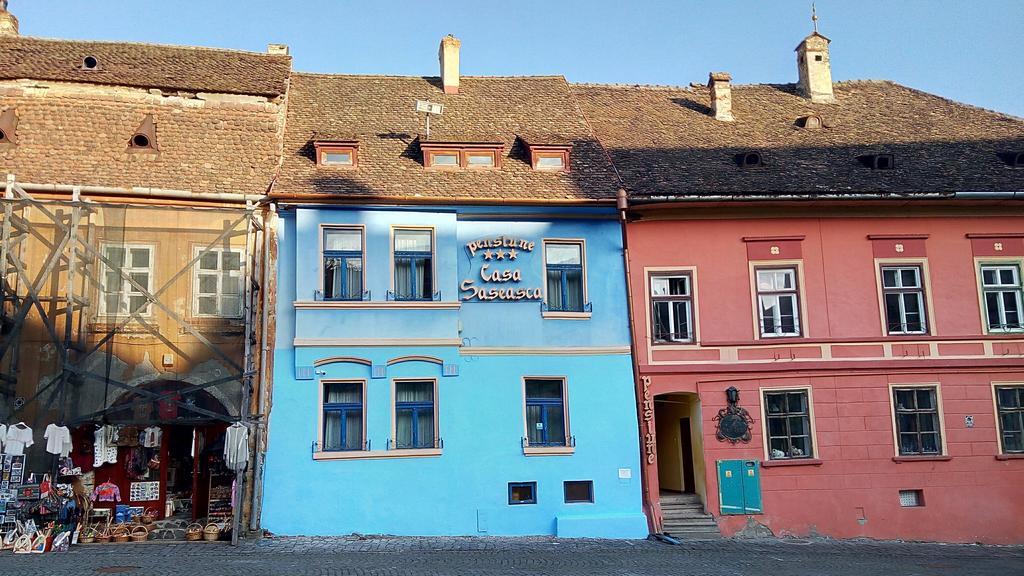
[659,492,722,539]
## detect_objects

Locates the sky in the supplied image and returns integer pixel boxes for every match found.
[11,0,1024,117]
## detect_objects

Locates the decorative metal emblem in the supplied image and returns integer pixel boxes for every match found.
[713,386,753,444]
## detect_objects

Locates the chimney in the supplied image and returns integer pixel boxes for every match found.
[438,34,461,94]
[266,43,289,56]
[708,72,733,122]
[795,8,834,103]
[0,0,18,37]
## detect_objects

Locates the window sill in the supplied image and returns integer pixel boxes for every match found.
[761,458,823,468]
[995,453,1024,460]
[542,312,592,320]
[294,301,460,310]
[892,455,952,463]
[523,446,575,457]
[313,449,442,461]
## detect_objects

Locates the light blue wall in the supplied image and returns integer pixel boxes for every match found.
[263,205,646,538]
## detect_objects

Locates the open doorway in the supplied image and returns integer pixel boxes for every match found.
[654,393,706,501]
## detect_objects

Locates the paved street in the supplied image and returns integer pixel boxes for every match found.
[2,536,1022,576]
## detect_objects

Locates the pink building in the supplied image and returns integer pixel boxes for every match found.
[574,28,1024,543]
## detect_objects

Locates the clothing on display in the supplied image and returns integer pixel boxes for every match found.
[3,423,34,456]
[0,423,6,452]
[142,426,162,449]
[43,424,73,458]
[91,481,121,502]
[223,423,249,472]
[93,425,117,468]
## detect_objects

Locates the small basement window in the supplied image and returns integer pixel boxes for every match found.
[899,489,924,507]
[314,140,359,169]
[564,481,594,503]
[508,482,537,505]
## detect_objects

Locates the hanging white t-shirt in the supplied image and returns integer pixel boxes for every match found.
[142,427,162,448]
[4,424,34,456]
[44,424,73,458]
[93,426,117,468]
[223,424,249,472]
[0,424,6,452]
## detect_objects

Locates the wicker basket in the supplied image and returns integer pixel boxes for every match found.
[141,508,156,525]
[185,523,204,542]
[111,525,131,544]
[130,525,149,543]
[79,526,98,544]
[202,523,221,542]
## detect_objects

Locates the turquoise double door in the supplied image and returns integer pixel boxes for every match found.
[716,459,762,515]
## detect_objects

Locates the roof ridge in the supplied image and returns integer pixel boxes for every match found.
[875,80,1024,123]
[293,71,565,80]
[14,34,290,59]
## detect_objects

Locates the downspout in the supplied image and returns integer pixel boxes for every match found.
[617,188,659,534]
[12,179,263,203]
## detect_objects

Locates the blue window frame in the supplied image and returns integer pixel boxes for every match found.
[393,229,434,301]
[322,228,363,300]
[544,241,585,312]
[508,482,537,505]
[394,380,436,449]
[525,378,567,447]
[322,382,363,451]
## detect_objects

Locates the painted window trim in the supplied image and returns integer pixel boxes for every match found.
[420,143,504,170]
[992,381,1024,455]
[759,386,818,461]
[525,144,571,172]
[390,378,440,450]
[319,225,366,302]
[316,379,367,454]
[888,383,948,458]
[642,266,702,356]
[508,481,538,505]
[874,258,934,337]
[314,141,359,169]
[563,480,595,504]
[97,242,156,318]
[521,376,573,454]
[191,245,244,319]
[975,258,1024,334]
[751,262,806,339]
[649,271,695,345]
[390,226,436,301]
[313,449,442,461]
[541,239,589,316]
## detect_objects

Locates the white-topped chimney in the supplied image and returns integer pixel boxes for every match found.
[709,72,733,122]
[439,34,461,95]
[0,0,19,37]
[267,43,289,56]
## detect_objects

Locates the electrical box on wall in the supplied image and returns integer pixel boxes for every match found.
[161,353,174,367]
[717,459,762,515]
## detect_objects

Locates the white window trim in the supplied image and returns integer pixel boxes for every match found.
[319,224,366,301]
[642,266,701,355]
[98,243,155,318]
[976,259,1024,334]
[874,258,934,336]
[521,375,574,456]
[759,386,818,461]
[541,238,590,320]
[191,246,245,318]
[750,263,805,339]
[389,226,437,301]
[649,273,694,344]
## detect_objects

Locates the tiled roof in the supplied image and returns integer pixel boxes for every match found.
[272,73,619,202]
[572,80,1024,197]
[0,36,290,97]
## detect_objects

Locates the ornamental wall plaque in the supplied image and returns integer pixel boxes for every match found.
[713,386,753,444]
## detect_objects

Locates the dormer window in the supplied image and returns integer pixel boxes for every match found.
[420,141,503,170]
[738,151,763,168]
[314,140,359,169]
[858,153,895,170]
[522,137,572,172]
[998,152,1024,168]
[797,115,823,129]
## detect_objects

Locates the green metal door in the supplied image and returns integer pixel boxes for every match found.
[716,459,762,515]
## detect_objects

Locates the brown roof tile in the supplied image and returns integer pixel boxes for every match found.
[273,73,619,202]
[572,80,1024,197]
[1,36,290,97]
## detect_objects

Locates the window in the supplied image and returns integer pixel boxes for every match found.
[525,143,571,172]
[755,267,801,337]
[394,380,436,449]
[429,152,460,167]
[99,244,153,316]
[525,378,567,447]
[981,264,1023,332]
[322,228,363,300]
[893,387,943,456]
[192,248,243,317]
[421,144,503,169]
[763,390,814,460]
[881,266,927,334]
[651,274,693,343]
[563,481,593,503]
[508,482,537,505]
[996,385,1024,453]
[393,229,434,300]
[323,151,353,166]
[314,141,359,168]
[322,382,364,452]
[739,151,763,168]
[535,154,565,170]
[466,151,496,168]
[544,242,585,312]
[899,490,924,507]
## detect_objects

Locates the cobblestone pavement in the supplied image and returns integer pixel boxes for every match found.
[2,536,1023,576]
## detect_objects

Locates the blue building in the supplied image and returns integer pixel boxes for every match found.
[260,38,647,538]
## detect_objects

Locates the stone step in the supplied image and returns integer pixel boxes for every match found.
[660,502,705,511]
[662,516,719,526]
[663,529,723,540]
[660,493,702,503]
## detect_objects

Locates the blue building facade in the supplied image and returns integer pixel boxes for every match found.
[262,204,647,537]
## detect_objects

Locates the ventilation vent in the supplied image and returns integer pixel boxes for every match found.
[129,114,158,151]
[81,55,100,70]
[442,363,459,377]
[858,153,895,170]
[295,366,314,381]
[899,489,924,507]
[0,107,16,144]
[371,365,386,379]
[797,114,824,129]
[736,151,763,168]
[997,152,1024,168]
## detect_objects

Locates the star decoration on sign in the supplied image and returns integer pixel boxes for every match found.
[483,250,494,260]
[508,249,518,260]
[496,250,506,260]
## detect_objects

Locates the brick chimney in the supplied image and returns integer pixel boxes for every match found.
[266,43,289,56]
[0,0,19,37]
[439,34,461,94]
[709,72,733,122]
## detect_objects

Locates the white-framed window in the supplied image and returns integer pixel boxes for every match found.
[99,244,154,316]
[544,241,586,313]
[193,248,243,318]
[755,267,801,337]
[881,265,927,335]
[650,274,693,343]
[981,264,1023,332]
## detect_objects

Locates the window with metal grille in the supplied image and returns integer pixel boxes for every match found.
[322,382,363,452]
[981,264,1023,332]
[881,266,927,334]
[508,482,537,505]
[394,380,436,449]
[996,385,1024,454]
[99,244,154,316]
[651,274,693,343]
[193,248,243,317]
[322,228,363,301]
[763,390,814,459]
[563,480,594,503]
[544,242,585,312]
[393,229,434,301]
[899,489,924,507]
[755,267,801,337]
[525,378,567,447]
[893,387,943,456]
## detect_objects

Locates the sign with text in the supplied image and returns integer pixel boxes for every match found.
[461,235,543,302]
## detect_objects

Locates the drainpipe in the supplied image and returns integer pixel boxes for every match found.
[617,188,659,534]
[11,179,263,204]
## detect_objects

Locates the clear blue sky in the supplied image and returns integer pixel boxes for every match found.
[13,0,1024,117]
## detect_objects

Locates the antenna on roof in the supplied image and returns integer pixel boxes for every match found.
[414,99,444,139]
[811,3,819,33]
